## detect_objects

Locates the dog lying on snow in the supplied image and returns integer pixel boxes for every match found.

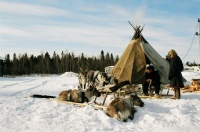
[58,87,101,103]
[106,93,144,122]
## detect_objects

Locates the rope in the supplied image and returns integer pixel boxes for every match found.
[182,21,199,60]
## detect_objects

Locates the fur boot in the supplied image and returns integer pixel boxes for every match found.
[175,88,180,99]
[170,87,180,99]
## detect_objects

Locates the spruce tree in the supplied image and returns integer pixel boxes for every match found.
[12,53,18,75]
[44,52,51,74]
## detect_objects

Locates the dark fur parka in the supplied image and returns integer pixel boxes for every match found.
[168,55,184,88]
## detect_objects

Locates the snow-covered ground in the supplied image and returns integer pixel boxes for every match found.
[0,71,200,132]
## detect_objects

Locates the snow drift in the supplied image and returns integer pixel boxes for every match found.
[0,71,200,132]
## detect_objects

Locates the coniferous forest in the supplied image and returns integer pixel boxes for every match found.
[3,50,119,76]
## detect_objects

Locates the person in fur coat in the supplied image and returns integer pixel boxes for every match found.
[167,49,184,99]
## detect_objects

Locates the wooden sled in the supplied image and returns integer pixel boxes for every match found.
[97,80,131,105]
[181,79,200,93]
[139,95,165,99]
[49,98,107,110]
[98,82,172,104]
[139,93,173,99]
[98,89,125,105]
[189,79,200,91]
[28,94,107,110]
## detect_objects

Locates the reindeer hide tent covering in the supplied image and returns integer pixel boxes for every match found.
[112,26,171,85]
[112,37,146,84]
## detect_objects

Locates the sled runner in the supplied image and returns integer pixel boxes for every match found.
[49,98,107,110]
[139,95,165,99]
[139,93,173,99]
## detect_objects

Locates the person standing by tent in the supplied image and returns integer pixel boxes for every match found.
[167,49,184,99]
[142,65,161,97]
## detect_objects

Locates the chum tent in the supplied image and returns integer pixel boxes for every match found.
[112,26,171,85]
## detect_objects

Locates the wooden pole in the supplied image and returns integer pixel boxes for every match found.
[198,18,200,52]
[102,92,108,105]
[128,21,135,29]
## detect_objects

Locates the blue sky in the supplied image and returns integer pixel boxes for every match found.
[0,0,200,63]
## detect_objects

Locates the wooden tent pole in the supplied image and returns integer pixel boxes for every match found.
[198,18,200,52]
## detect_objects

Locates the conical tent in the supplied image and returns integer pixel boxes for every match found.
[112,37,146,84]
[112,26,171,84]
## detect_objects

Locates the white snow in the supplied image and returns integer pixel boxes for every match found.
[0,71,200,132]
[0,56,4,60]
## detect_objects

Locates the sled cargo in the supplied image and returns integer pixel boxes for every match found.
[181,79,200,93]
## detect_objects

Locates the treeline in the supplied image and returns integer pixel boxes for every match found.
[186,61,200,66]
[3,50,119,76]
